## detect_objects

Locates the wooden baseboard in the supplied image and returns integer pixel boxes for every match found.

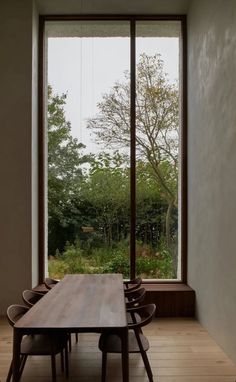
[34,282,195,318]
[142,283,195,317]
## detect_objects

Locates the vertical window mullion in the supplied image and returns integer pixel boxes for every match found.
[130,18,136,280]
[38,17,46,284]
[181,17,187,283]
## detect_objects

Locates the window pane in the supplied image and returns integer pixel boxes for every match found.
[135,21,181,280]
[46,21,130,278]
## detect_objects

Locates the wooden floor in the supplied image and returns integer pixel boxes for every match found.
[1,317,236,382]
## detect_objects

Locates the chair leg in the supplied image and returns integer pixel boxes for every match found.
[60,351,64,372]
[6,359,13,382]
[101,351,107,382]
[133,329,153,382]
[75,333,78,342]
[139,350,153,382]
[64,341,69,378]
[68,334,72,352]
[130,311,137,324]
[19,355,28,379]
[6,354,28,382]
[51,354,57,382]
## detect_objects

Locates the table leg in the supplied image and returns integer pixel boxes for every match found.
[12,328,22,382]
[121,327,129,382]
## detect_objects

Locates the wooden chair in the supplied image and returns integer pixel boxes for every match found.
[22,289,44,307]
[123,277,142,292]
[125,287,146,324]
[44,277,59,290]
[98,303,156,382]
[6,304,69,382]
[125,287,146,308]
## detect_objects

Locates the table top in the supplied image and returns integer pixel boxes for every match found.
[15,274,127,331]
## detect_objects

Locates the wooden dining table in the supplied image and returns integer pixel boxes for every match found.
[12,274,129,381]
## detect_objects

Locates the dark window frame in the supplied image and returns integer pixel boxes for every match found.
[38,14,187,284]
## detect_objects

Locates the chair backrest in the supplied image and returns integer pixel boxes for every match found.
[127,304,156,329]
[22,290,44,307]
[124,277,142,292]
[7,304,29,327]
[125,287,146,308]
[44,277,59,290]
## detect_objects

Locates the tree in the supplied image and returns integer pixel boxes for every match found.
[79,151,130,246]
[87,53,179,249]
[47,85,91,254]
[136,160,168,247]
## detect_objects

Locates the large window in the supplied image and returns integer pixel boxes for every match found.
[40,17,186,282]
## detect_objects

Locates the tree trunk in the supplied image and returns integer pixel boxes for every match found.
[107,224,112,246]
[172,242,178,278]
[165,201,173,248]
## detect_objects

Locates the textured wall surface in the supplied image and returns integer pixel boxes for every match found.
[0,0,191,313]
[1,1,236,366]
[188,0,236,363]
[0,0,37,313]
[31,1,39,287]
[36,0,191,15]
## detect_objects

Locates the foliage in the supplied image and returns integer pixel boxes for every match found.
[47,85,92,254]
[136,252,173,279]
[87,53,179,248]
[102,251,130,278]
[79,151,130,246]
[48,240,174,280]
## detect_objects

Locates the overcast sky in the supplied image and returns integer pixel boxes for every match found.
[47,36,179,154]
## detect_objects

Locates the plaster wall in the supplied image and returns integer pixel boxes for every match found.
[0,0,38,312]
[0,0,191,314]
[31,1,39,287]
[188,0,236,363]
[36,0,190,15]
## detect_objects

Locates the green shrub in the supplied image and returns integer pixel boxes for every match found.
[60,242,90,273]
[88,247,114,266]
[48,259,69,279]
[136,255,173,278]
[49,239,174,279]
[101,251,130,278]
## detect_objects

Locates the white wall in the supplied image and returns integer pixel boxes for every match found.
[31,1,39,287]
[0,0,38,313]
[188,0,236,363]
[36,0,190,15]
[0,0,191,313]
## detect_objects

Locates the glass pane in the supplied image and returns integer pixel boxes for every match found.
[136,21,181,280]
[46,21,130,279]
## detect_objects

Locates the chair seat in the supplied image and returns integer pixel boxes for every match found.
[99,330,149,353]
[21,334,67,355]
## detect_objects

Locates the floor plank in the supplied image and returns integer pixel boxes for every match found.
[0,317,236,382]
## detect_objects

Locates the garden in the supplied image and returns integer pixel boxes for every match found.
[47,53,179,280]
